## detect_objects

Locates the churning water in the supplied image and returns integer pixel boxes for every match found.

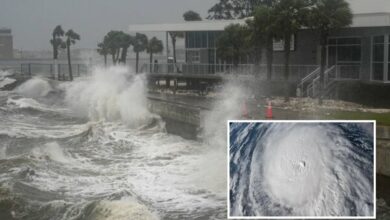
[0,66,242,220]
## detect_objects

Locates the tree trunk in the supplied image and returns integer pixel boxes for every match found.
[149,52,153,73]
[67,44,73,81]
[171,34,181,73]
[104,55,107,67]
[319,34,327,105]
[54,59,58,80]
[266,36,273,81]
[52,35,58,79]
[284,34,291,102]
[254,45,262,78]
[52,35,57,59]
[233,48,239,68]
[112,53,116,65]
[171,36,177,64]
[121,47,128,64]
[115,49,120,64]
[136,52,139,73]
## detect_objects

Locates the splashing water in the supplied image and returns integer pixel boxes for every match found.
[63,66,152,127]
[15,77,53,98]
[0,65,245,220]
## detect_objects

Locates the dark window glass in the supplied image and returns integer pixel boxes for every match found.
[328,38,337,45]
[388,63,390,80]
[337,46,361,62]
[202,32,208,48]
[208,32,214,48]
[328,46,337,66]
[197,32,201,48]
[187,32,195,48]
[373,44,384,62]
[373,63,384,80]
[388,44,390,61]
[351,45,361,61]
[374,36,385,44]
[337,38,361,45]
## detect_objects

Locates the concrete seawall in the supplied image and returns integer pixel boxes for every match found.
[147,96,208,139]
[377,126,390,176]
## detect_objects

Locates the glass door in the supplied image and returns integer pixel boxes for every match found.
[372,36,385,81]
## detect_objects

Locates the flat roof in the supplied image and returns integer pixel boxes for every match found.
[128,13,390,33]
[352,13,390,27]
[128,19,247,32]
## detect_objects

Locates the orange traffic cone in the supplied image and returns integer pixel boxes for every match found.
[266,101,273,119]
[241,100,249,119]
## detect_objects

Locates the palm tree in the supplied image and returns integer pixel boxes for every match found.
[273,0,311,101]
[308,0,352,104]
[133,33,148,73]
[146,37,164,72]
[50,25,65,78]
[216,24,249,67]
[65,29,80,81]
[169,31,184,71]
[97,41,109,67]
[104,31,122,65]
[207,0,235,20]
[250,5,278,80]
[118,32,133,64]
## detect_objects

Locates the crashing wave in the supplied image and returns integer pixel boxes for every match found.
[63,66,154,128]
[14,77,53,98]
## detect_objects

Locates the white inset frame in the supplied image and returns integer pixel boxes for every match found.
[227,120,376,220]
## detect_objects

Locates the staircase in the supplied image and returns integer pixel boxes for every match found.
[298,65,337,98]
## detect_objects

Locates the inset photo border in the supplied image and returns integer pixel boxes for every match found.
[227,120,376,219]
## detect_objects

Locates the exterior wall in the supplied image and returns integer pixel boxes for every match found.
[0,29,13,59]
[329,26,390,82]
[182,26,390,84]
[268,27,390,83]
[268,30,319,66]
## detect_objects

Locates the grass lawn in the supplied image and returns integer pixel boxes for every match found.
[321,110,390,126]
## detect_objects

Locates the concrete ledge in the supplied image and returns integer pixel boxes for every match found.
[377,126,390,176]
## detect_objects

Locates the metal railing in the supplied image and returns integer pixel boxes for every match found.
[20,63,89,80]
[142,63,318,81]
[305,66,335,97]
[303,64,360,98]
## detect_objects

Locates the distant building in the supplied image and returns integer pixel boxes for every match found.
[0,28,13,59]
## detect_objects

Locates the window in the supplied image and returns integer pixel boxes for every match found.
[186,32,208,49]
[328,37,361,79]
[328,37,361,63]
[187,50,200,63]
[372,35,386,81]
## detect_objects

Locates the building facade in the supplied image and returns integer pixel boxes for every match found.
[0,28,13,59]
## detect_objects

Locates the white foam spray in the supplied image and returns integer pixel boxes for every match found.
[63,66,152,127]
[31,142,73,164]
[15,77,53,98]
[195,82,245,194]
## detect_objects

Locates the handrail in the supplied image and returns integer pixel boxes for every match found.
[298,67,320,90]
[304,65,336,98]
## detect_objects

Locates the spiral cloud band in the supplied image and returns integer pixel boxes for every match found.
[229,122,374,217]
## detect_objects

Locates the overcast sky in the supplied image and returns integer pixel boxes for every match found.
[0,0,389,51]
[0,0,217,50]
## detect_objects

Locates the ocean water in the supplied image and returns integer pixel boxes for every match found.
[0,66,243,220]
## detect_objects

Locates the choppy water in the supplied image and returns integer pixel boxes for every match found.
[0,66,242,220]
[229,122,375,217]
